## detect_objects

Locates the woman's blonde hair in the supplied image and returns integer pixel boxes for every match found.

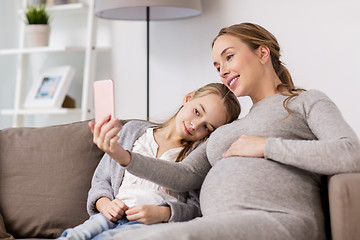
[158,83,240,162]
[212,22,305,114]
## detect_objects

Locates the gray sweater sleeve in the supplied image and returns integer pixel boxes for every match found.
[165,190,202,222]
[265,90,360,175]
[87,154,119,215]
[127,141,211,192]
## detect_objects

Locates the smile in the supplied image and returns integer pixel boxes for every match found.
[184,123,192,135]
[227,75,240,88]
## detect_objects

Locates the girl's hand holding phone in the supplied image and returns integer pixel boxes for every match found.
[89,115,131,166]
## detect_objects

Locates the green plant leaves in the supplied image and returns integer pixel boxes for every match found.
[25,5,50,24]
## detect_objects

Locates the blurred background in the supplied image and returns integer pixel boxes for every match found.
[1,0,359,138]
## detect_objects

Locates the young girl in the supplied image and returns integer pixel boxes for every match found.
[57,83,240,240]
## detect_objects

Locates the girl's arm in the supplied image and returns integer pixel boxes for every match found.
[87,117,128,216]
[87,153,116,215]
[96,197,129,222]
[125,190,201,224]
[125,205,171,224]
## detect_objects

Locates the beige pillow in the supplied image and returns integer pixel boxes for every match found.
[0,121,104,238]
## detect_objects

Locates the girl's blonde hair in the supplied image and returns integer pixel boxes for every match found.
[158,83,240,162]
[212,22,305,114]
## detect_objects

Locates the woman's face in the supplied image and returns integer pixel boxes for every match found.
[212,34,264,99]
[175,93,228,142]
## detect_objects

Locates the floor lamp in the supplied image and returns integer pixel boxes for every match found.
[95,0,202,120]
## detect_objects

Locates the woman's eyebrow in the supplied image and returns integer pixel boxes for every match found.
[221,47,233,57]
[213,47,233,67]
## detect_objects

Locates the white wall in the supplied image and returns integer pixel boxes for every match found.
[0,0,18,128]
[1,0,360,138]
[112,0,360,137]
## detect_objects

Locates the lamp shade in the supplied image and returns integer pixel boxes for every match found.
[95,0,202,20]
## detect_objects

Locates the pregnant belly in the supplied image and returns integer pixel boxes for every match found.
[199,157,320,216]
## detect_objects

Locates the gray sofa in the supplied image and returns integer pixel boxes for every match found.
[0,120,359,239]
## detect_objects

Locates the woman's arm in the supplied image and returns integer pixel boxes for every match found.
[127,142,211,192]
[265,91,360,175]
[223,91,360,175]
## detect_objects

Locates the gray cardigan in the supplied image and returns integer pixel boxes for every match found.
[121,90,360,240]
[87,120,201,222]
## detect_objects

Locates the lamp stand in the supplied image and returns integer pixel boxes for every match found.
[94,0,202,121]
[146,7,150,121]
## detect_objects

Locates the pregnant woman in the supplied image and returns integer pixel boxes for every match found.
[93,22,360,240]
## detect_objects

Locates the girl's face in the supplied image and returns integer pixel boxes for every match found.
[175,93,228,142]
[212,34,264,100]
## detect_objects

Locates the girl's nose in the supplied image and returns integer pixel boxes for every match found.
[190,121,200,131]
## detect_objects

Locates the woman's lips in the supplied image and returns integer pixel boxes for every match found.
[227,75,240,89]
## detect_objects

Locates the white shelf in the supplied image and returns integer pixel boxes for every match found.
[47,3,87,11]
[0,46,85,55]
[0,46,110,55]
[1,108,82,115]
[1,0,98,127]
[18,3,88,15]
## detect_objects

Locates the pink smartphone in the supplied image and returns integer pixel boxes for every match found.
[93,79,115,123]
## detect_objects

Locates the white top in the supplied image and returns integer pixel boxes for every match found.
[116,128,186,208]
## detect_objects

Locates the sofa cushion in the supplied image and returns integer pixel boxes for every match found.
[0,214,14,240]
[0,121,104,238]
[328,173,360,240]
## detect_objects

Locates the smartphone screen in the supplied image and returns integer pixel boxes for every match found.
[93,79,115,123]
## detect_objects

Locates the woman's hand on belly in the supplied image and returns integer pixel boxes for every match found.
[223,135,267,158]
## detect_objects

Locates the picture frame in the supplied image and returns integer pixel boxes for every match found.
[24,66,75,108]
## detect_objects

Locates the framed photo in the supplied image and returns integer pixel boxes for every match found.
[24,66,75,108]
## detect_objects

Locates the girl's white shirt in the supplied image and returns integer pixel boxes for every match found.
[116,128,186,208]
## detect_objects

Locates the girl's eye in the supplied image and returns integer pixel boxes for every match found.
[204,125,210,132]
[216,67,220,72]
[194,109,200,116]
[204,124,212,133]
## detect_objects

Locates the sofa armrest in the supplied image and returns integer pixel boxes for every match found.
[328,173,360,240]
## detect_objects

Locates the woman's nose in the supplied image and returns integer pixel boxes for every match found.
[219,65,229,78]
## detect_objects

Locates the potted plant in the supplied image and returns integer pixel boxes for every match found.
[24,5,51,47]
